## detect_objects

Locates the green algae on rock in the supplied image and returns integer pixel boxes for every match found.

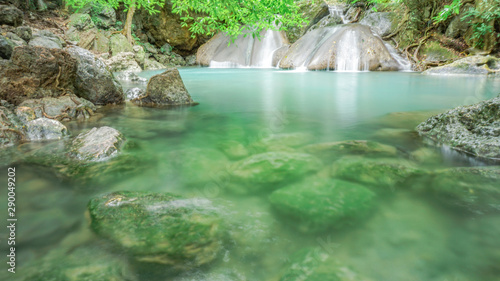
[88,191,225,269]
[20,245,137,281]
[412,166,500,214]
[279,248,372,281]
[230,152,323,192]
[269,178,374,233]
[416,95,500,160]
[303,140,399,162]
[331,157,423,189]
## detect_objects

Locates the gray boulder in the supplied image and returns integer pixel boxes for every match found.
[132,68,195,106]
[15,26,32,42]
[360,12,398,37]
[67,13,94,31]
[91,6,116,29]
[279,24,401,71]
[19,95,96,121]
[416,95,500,160]
[5,32,26,47]
[0,35,13,59]
[71,126,125,161]
[113,71,147,83]
[103,52,142,72]
[66,46,124,105]
[109,34,133,56]
[29,30,64,49]
[0,5,23,27]
[423,55,500,75]
[25,117,69,141]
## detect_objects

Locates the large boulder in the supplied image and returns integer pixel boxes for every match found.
[416,95,500,159]
[412,167,500,214]
[15,25,32,42]
[0,5,23,27]
[229,152,323,192]
[19,95,96,121]
[91,6,116,29]
[88,191,225,269]
[29,30,64,49]
[132,68,195,106]
[67,13,95,31]
[0,46,77,106]
[66,46,124,105]
[359,12,398,37]
[269,178,374,233]
[0,34,13,59]
[285,0,329,43]
[136,2,205,52]
[109,33,133,55]
[420,41,457,62]
[423,55,500,75]
[71,126,125,161]
[330,157,423,189]
[103,51,142,72]
[5,31,26,47]
[279,24,402,71]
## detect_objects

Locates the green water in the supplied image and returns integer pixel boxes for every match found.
[1,69,500,280]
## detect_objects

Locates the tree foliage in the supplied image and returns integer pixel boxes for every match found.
[170,0,308,39]
[66,0,163,14]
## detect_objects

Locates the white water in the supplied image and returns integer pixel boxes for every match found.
[383,41,413,71]
[329,5,349,24]
[209,30,286,68]
[335,30,368,71]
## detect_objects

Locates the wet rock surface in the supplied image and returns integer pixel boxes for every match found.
[19,95,96,121]
[66,46,124,105]
[71,126,125,161]
[132,68,195,106]
[88,191,225,269]
[423,56,500,76]
[416,95,500,160]
[25,117,69,141]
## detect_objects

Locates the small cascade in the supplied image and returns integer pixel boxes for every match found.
[200,29,288,68]
[328,5,349,24]
[383,42,412,71]
[335,29,367,71]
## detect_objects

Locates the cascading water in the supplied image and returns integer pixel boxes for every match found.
[328,5,349,24]
[207,29,288,68]
[335,30,366,71]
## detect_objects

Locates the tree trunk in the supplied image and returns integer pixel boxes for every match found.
[123,1,136,45]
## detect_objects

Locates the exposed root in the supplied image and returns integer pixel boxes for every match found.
[0,128,26,142]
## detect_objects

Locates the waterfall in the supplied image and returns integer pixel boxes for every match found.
[328,5,349,24]
[206,29,288,68]
[335,30,367,71]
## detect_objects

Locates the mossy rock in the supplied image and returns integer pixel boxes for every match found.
[88,191,225,269]
[303,140,399,162]
[68,13,95,31]
[331,157,423,189]
[20,245,136,281]
[420,41,457,62]
[279,248,372,281]
[412,166,500,214]
[269,178,374,233]
[230,152,323,192]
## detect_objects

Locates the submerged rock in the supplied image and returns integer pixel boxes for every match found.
[412,167,500,214]
[217,140,249,160]
[269,178,374,233]
[279,24,401,71]
[230,152,322,192]
[132,68,195,106]
[169,148,229,187]
[279,248,372,281]
[66,46,124,105]
[71,126,125,162]
[21,245,137,281]
[331,157,422,189]
[303,140,398,162]
[416,96,500,160]
[0,46,78,106]
[423,55,500,76]
[25,117,69,141]
[88,191,225,269]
